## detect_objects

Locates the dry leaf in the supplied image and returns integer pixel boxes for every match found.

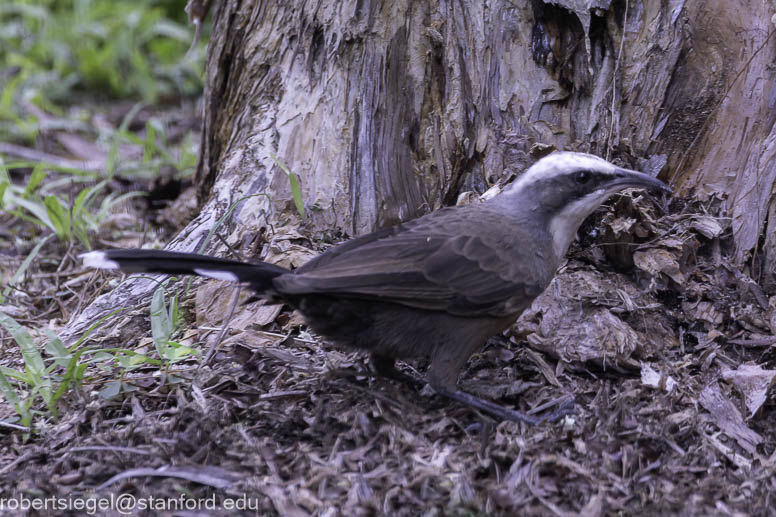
[682,300,724,326]
[229,302,284,330]
[608,217,636,236]
[633,248,685,283]
[195,282,242,327]
[526,306,640,363]
[690,216,724,239]
[264,240,318,269]
[721,364,776,417]
[699,383,762,454]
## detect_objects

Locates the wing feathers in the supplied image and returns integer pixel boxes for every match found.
[276,206,550,316]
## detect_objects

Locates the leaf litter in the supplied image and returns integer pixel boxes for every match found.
[2,187,776,515]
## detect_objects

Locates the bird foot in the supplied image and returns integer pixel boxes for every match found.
[369,355,424,388]
[434,387,575,425]
[533,394,575,423]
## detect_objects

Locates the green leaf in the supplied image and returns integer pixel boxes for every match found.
[269,152,305,218]
[98,380,122,399]
[12,196,56,232]
[97,190,143,222]
[0,181,8,208]
[169,292,179,328]
[0,369,30,429]
[161,340,195,360]
[0,311,51,411]
[24,165,47,195]
[143,120,157,162]
[106,102,145,175]
[0,72,23,119]
[150,285,175,357]
[0,370,22,410]
[3,234,53,298]
[50,348,89,410]
[44,329,71,368]
[0,312,45,379]
[43,195,70,240]
[72,180,106,220]
[71,180,109,248]
[115,352,153,368]
[0,365,32,384]
[72,224,90,249]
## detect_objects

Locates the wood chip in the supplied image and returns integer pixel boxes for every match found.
[698,383,762,454]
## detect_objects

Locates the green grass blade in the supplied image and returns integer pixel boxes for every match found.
[0,312,52,412]
[44,329,72,368]
[269,151,305,218]
[24,165,47,195]
[11,197,56,233]
[0,181,8,208]
[0,369,30,429]
[43,195,71,240]
[3,234,53,298]
[0,365,32,384]
[0,312,45,379]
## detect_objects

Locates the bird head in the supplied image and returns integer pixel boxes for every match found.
[498,151,672,260]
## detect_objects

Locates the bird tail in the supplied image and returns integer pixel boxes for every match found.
[80,249,289,292]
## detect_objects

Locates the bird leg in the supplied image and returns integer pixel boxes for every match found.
[433,386,540,424]
[372,354,575,424]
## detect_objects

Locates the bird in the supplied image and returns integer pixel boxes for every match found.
[81,151,671,424]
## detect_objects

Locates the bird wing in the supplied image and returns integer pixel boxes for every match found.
[275,205,551,316]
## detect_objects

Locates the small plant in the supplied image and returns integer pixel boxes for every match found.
[96,284,194,400]
[110,116,198,179]
[0,284,196,435]
[149,283,195,362]
[0,163,143,248]
[0,0,207,145]
[0,0,204,104]
[0,0,207,438]
[0,312,55,433]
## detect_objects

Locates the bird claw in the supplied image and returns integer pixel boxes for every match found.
[533,395,576,423]
[494,395,575,425]
[433,387,576,425]
[369,354,577,425]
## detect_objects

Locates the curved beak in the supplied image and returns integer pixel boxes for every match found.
[611,167,672,195]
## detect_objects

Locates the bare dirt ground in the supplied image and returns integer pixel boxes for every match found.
[1,130,775,516]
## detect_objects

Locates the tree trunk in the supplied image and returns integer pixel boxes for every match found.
[196,0,775,266]
[66,0,776,335]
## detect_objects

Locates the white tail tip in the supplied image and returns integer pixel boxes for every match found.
[193,268,239,282]
[80,251,120,269]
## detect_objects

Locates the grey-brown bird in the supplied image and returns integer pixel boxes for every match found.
[82,152,670,424]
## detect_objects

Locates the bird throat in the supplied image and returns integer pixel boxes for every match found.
[547,190,609,261]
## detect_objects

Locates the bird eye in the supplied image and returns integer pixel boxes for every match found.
[575,170,591,184]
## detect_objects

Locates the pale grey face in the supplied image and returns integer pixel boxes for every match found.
[503,151,671,259]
